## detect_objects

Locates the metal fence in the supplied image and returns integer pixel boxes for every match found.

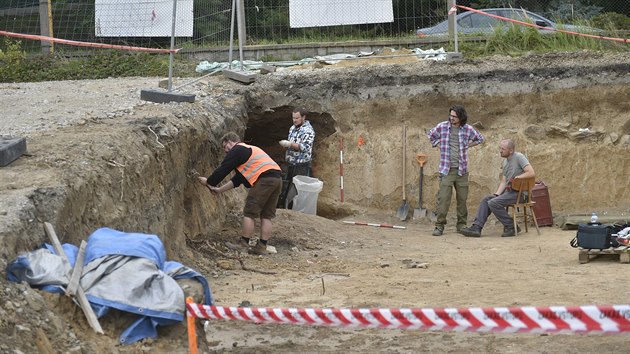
[1,0,629,58]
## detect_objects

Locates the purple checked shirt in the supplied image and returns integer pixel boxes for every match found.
[427,121,484,176]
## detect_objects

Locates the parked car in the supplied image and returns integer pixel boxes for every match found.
[416,8,602,37]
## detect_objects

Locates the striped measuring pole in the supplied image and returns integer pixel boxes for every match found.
[339,137,344,203]
[343,221,406,230]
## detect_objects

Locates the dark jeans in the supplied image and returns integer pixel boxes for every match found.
[278,163,312,208]
[472,191,519,229]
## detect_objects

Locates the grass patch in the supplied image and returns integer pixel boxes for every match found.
[0,39,199,83]
[457,23,628,57]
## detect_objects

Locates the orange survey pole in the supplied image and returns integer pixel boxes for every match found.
[186,297,198,354]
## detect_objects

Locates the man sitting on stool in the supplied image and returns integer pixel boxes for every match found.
[460,138,535,238]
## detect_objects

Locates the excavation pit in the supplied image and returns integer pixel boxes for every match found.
[1,52,630,352]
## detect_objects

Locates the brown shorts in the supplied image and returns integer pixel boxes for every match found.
[243,176,282,219]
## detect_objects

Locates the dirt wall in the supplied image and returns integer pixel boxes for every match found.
[244,56,630,219]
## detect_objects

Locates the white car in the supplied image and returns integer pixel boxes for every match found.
[416,8,602,37]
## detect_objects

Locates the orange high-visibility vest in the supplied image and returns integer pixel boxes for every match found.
[236,143,280,186]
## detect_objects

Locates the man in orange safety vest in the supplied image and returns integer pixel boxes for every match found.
[198,132,282,255]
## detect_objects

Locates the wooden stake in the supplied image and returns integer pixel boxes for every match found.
[43,222,104,334]
[321,278,325,296]
[66,240,86,296]
[186,297,198,354]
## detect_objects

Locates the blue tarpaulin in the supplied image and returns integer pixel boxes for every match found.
[6,227,213,345]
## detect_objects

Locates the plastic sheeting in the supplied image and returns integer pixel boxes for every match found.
[195,48,449,74]
[6,227,213,345]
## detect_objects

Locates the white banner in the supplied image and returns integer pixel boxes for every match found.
[95,0,193,37]
[289,0,393,28]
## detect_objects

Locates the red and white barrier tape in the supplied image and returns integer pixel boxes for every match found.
[0,30,179,53]
[187,303,630,333]
[342,221,406,229]
[455,5,629,43]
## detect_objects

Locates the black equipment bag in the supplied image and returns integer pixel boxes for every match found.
[575,223,613,249]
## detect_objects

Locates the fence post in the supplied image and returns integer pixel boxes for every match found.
[236,0,247,68]
[38,0,54,54]
[167,0,178,92]
[448,0,458,53]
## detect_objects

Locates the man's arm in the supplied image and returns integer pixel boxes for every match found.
[467,126,484,147]
[427,125,440,147]
[196,178,235,194]
[495,175,508,196]
[515,164,535,179]
[207,145,249,186]
[289,125,315,152]
[300,126,315,152]
[210,180,235,194]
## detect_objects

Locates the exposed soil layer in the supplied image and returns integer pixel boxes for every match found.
[1,51,630,353]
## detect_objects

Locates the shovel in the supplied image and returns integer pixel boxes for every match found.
[413,154,428,219]
[396,125,409,221]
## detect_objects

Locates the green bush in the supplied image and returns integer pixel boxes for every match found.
[591,12,630,30]
[0,47,201,83]
[0,39,28,81]
[466,20,615,56]
[484,24,546,54]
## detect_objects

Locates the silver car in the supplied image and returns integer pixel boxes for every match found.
[416,8,601,37]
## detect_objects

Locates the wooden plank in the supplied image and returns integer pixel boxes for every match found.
[35,327,55,354]
[578,250,590,264]
[578,246,630,264]
[66,240,86,296]
[44,222,104,334]
[223,69,256,83]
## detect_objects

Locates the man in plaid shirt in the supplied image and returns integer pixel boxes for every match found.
[278,108,316,208]
[427,104,484,236]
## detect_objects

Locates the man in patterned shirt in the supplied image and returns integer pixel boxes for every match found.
[427,104,484,236]
[278,108,316,208]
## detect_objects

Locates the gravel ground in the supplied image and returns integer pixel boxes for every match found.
[0,78,163,137]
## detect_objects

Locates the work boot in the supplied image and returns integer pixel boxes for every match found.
[249,242,268,256]
[501,225,522,237]
[431,227,444,236]
[461,225,482,237]
[225,238,250,252]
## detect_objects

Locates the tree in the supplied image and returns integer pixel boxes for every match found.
[546,0,603,21]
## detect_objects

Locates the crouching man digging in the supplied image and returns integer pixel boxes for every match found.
[460,138,535,238]
[197,132,282,255]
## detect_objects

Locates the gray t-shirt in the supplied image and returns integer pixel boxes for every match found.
[449,126,460,169]
[502,152,530,180]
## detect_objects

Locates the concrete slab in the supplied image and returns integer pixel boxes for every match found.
[0,136,26,167]
[223,69,257,84]
[140,89,195,104]
[158,78,169,89]
[447,52,463,61]
[259,64,276,75]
